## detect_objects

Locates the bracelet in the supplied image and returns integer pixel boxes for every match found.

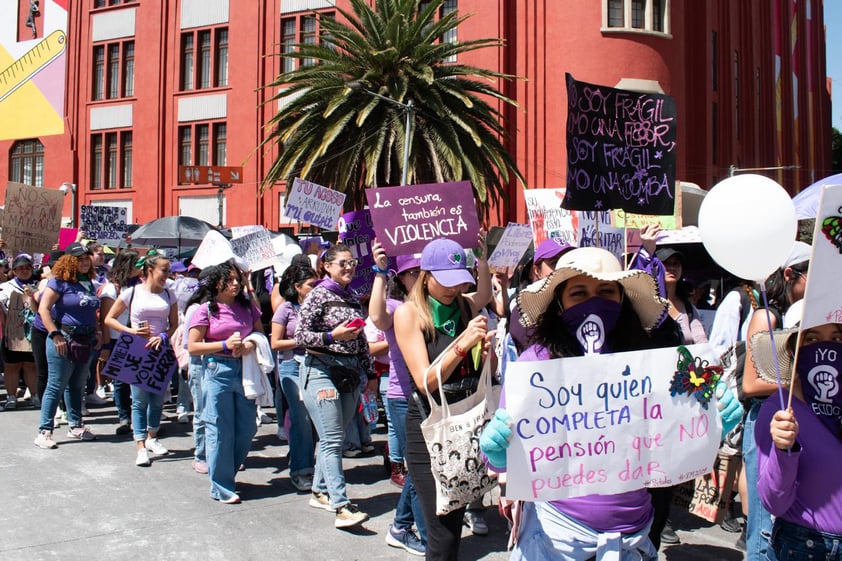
[453,342,468,358]
[221,340,228,353]
[371,265,389,276]
[325,331,335,344]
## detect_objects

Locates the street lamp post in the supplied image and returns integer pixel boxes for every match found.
[58,182,77,227]
[346,82,414,185]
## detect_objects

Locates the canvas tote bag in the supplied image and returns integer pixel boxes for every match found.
[421,343,500,515]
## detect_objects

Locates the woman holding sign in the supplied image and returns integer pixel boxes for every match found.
[188,261,263,504]
[753,312,842,560]
[480,247,672,560]
[0,255,40,410]
[104,250,178,467]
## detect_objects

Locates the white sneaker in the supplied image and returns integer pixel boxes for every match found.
[177,411,190,424]
[145,438,169,455]
[34,430,58,449]
[95,386,108,399]
[257,407,272,424]
[55,409,68,426]
[135,448,151,467]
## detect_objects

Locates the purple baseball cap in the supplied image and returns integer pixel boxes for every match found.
[420,239,475,287]
[396,253,422,275]
[533,239,574,264]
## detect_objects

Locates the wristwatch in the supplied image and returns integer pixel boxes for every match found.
[48,330,62,339]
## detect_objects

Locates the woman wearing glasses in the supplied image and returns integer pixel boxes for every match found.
[295,244,375,530]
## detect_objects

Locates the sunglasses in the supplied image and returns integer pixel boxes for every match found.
[328,259,359,269]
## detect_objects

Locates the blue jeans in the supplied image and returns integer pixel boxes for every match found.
[301,353,360,509]
[113,379,131,422]
[175,369,192,413]
[769,519,842,561]
[38,336,91,432]
[744,398,775,561]
[188,356,206,462]
[202,355,257,501]
[381,376,402,462]
[388,396,427,541]
[278,358,315,475]
[130,385,165,441]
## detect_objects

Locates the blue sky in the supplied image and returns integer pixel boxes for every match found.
[827,1,841,130]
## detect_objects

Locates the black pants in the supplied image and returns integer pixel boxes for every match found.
[647,485,674,550]
[405,399,465,561]
[31,328,49,400]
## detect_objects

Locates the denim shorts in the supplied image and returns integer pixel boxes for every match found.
[771,518,842,561]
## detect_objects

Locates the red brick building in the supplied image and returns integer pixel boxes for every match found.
[0,0,831,229]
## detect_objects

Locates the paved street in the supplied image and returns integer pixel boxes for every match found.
[1,398,746,561]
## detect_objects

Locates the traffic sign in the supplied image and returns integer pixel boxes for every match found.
[178,166,243,184]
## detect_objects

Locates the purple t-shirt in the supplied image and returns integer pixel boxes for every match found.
[756,396,842,535]
[47,278,100,329]
[384,298,412,399]
[510,344,654,533]
[272,301,304,361]
[189,301,261,343]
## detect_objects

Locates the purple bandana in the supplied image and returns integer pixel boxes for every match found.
[560,297,622,355]
[797,340,842,439]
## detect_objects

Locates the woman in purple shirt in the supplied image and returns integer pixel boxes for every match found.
[755,320,842,560]
[188,261,262,504]
[480,247,671,560]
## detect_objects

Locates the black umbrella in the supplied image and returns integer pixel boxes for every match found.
[129,216,219,251]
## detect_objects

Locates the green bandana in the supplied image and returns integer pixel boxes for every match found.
[429,297,459,337]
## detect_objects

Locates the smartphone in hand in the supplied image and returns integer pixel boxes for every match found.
[346,317,366,330]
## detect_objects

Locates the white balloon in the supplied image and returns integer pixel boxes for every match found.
[698,174,797,282]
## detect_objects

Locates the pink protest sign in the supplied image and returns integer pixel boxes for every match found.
[365,181,480,254]
[99,333,178,395]
[59,228,78,249]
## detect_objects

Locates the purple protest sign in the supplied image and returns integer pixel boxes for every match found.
[99,333,178,396]
[365,181,481,255]
[338,209,378,297]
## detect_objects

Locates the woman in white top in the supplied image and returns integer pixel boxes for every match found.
[104,251,178,467]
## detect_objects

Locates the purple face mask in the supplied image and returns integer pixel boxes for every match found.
[796,340,842,439]
[560,297,622,355]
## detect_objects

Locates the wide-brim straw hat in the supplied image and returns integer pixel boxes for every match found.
[749,300,804,385]
[517,247,668,330]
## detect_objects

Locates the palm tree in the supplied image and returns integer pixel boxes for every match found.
[261,0,524,217]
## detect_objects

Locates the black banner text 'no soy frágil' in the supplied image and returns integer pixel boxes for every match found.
[563,73,677,216]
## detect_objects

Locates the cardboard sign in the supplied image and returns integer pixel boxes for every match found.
[366,181,481,254]
[230,227,279,271]
[5,290,31,352]
[2,182,64,255]
[576,210,626,264]
[99,333,178,395]
[523,188,576,246]
[801,185,842,329]
[504,345,721,501]
[338,209,377,297]
[488,223,533,270]
[192,230,236,269]
[563,74,677,215]
[283,178,346,230]
[79,205,128,245]
[673,453,739,524]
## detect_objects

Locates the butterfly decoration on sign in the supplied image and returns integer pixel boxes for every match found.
[670,346,723,409]
[821,215,842,253]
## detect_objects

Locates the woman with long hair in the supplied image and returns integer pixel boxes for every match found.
[188,260,263,503]
[0,255,40,409]
[104,250,178,466]
[394,237,492,560]
[34,243,101,449]
[270,264,318,492]
[97,249,140,435]
[295,243,375,529]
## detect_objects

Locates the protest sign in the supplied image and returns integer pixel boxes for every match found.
[5,290,30,352]
[99,333,178,396]
[58,228,78,249]
[2,182,64,254]
[230,227,279,271]
[231,225,263,238]
[283,178,346,230]
[504,344,721,501]
[800,185,842,329]
[79,205,128,245]
[576,210,626,264]
[488,223,533,271]
[563,74,677,215]
[366,181,481,254]
[338,209,378,297]
[191,230,235,269]
[523,188,576,246]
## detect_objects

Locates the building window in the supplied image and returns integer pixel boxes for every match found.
[178,122,227,180]
[279,12,335,72]
[441,0,457,62]
[9,140,45,187]
[92,40,135,100]
[180,27,228,91]
[91,130,132,190]
[93,0,138,7]
[603,0,670,35]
